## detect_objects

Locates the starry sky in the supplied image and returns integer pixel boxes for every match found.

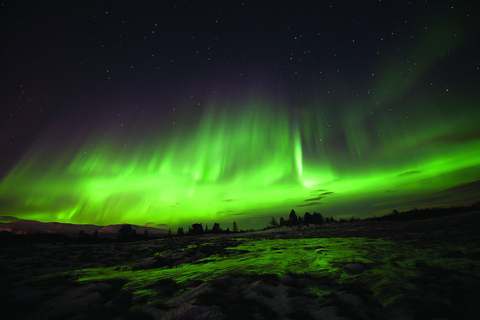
[1,1,479,230]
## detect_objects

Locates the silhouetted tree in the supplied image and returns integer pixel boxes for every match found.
[312,212,324,225]
[289,209,298,226]
[269,217,279,228]
[118,224,137,240]
[233,221,239,233]
[304,212,312,225]
[189,223,204,235]
[119,224,135,235]
[143,229,149,237]
[177,227,184,236]
[279,217,286,227]
[211,223,222,233]
[93,230,98,238]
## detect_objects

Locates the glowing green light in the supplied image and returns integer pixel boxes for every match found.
[0,95,479,228]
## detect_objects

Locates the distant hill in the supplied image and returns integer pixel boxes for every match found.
[0,215,20,223]
[0,218,170,238]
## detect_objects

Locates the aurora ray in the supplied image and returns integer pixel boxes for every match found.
[1,1,479,229]
[1,93,479,229]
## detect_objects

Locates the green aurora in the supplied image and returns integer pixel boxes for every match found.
[1,91,479,229]
[1,3,479,229]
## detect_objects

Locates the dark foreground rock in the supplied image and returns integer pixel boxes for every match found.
[1,212,479,320]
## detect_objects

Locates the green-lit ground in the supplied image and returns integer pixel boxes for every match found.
[75,237,480,309]
[1,212,480,319]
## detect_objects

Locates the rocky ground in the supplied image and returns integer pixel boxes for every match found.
[1,212,480,320]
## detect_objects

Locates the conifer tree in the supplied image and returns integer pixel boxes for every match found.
[289,209,298,226]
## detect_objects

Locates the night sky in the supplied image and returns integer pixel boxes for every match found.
[1,1,479,230]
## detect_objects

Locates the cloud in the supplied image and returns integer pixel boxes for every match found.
[144,222,168,227]
[398,170,422,177]
[222,199,235,202]
[304,191,333,202]
[374,180,480,211]
[304,196,322,201]
[297,202,322,207]
[426,132,480,146]
[435,179,480,196]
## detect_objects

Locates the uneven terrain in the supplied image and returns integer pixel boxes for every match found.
[1,212,480,320]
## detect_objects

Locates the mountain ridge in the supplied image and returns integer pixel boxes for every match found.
[0,217,170,238]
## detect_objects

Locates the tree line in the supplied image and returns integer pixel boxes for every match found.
[265,209,338,229]
[4,202,477,244]
[173,209,344,237]
[116,202,480,240]
[175,221,249,236]
[111,202,480,240]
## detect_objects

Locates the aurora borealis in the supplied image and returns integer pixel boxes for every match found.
[1,1,479,229]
